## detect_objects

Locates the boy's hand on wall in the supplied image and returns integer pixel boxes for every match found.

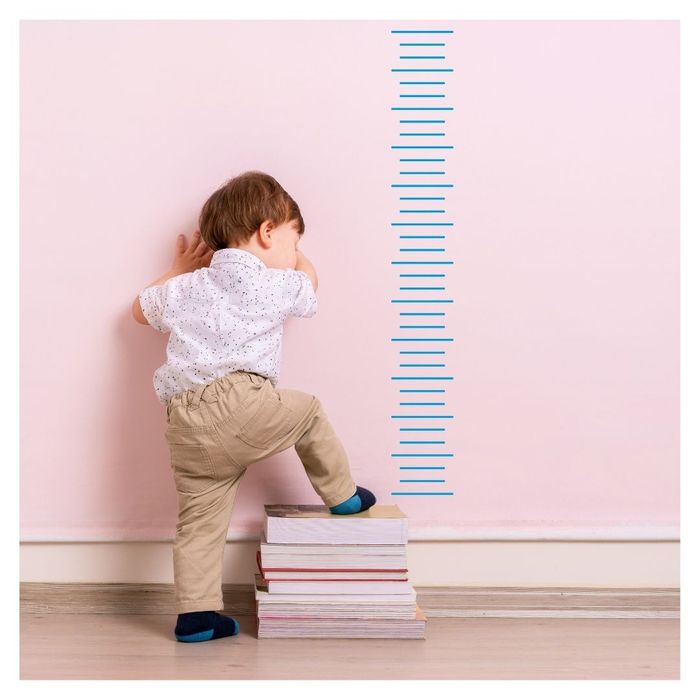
[171,230,215,275]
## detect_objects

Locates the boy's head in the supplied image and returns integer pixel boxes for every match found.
[198,170,305,270]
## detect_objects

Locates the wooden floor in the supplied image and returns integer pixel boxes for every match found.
[20,612,679,680]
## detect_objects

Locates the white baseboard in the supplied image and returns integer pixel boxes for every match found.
[18,522,680,542]
[20,540,680,587]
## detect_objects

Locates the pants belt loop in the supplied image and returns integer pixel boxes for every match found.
[189,382,208,409]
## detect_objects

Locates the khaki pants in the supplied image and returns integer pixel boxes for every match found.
[164,370,357,614]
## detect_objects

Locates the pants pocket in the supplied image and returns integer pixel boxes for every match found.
[239,395,294,449]
[166,428,219,495]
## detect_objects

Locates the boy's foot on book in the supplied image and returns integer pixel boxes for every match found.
[174,611,239,642]
[329,486,376,515]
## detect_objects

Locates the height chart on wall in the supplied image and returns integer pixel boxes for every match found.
[389,28,455,499]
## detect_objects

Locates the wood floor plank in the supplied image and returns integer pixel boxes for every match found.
[20,613,679,680]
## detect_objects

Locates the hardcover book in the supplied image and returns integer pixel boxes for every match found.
[263,504,408,545]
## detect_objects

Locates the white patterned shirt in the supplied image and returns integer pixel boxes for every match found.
[138,248,318,404]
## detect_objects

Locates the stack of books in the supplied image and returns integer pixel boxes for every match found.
[254,504,426,639]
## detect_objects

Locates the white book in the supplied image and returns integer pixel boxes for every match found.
[257,607,418,620]
[256,575,414,596]
[264,504,408,545]
[254,573,417,601]
[260,532,407,556]
[257,606,427,639]
[261,570,408,581]
[260,555,409,569]
[259,531,409,568]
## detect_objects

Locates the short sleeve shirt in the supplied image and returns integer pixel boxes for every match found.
[138,248,318,404]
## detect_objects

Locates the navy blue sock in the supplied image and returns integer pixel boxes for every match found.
[329,486,376,514]
[174,611,239,643]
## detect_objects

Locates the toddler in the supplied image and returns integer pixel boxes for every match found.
[132,170,375,642]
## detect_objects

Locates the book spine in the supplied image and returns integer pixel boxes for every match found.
[268,578,409,583]
[260,567,408,573]
[267,582,413,594]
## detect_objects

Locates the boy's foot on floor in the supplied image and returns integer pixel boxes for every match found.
[329,486,376,514]
[174,611,239,642]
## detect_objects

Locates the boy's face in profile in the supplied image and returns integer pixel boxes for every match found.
[258,220,302,270]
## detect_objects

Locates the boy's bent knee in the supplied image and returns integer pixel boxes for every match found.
[278,388,321,423]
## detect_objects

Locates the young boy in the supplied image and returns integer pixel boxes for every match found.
[132,170,376,643]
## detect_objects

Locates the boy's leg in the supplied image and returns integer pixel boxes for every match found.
[210,375,357,509]
[167,428,246,613]
[286,392,359,509]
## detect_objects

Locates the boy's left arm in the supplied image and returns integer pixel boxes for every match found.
[132,269,180,325]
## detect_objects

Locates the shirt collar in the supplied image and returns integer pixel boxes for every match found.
[210,248,267,271]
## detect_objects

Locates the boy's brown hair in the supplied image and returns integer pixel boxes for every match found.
[198,170,305,251]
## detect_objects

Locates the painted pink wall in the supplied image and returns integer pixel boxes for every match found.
[20,20,679,539]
